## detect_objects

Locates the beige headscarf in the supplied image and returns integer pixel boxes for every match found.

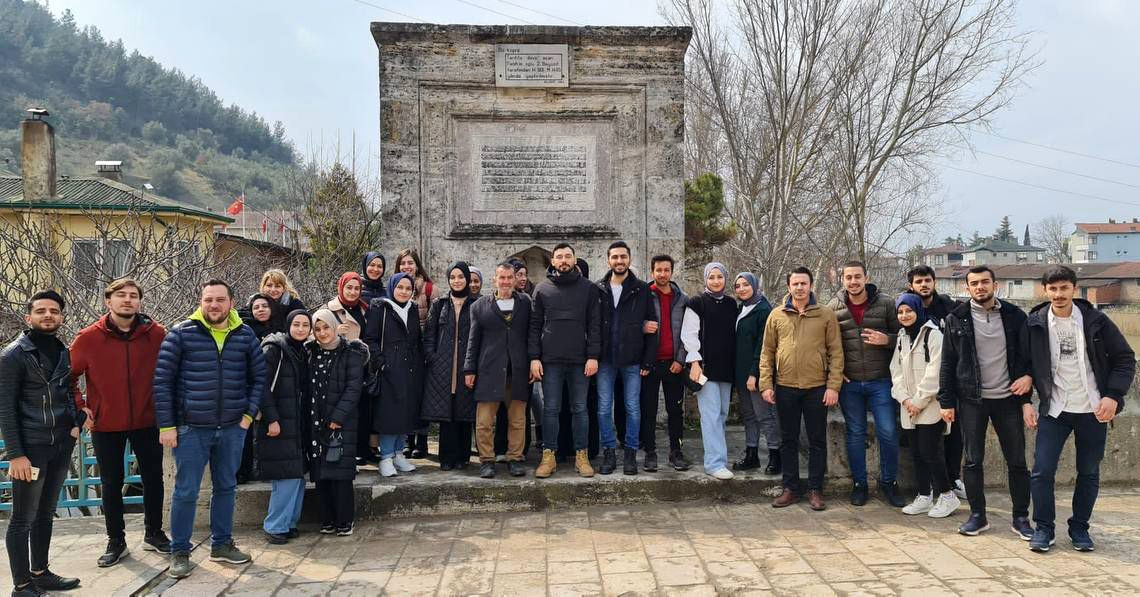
[311,308,343,350]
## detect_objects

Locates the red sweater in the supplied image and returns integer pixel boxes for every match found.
[70,314,166,432]
[653,284,675,362]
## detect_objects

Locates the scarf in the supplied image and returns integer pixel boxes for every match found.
[382,297,413,328]
[361,251,386,292]
[337,271,366,310]
[312,308,343,350]
[734,272,764,307]
[284,309,312,350]
[447,261,472,298]
[895,292,929,339]
[387,272,413,301]
[703,262,729,298]
[243,293,274,339]
[469,266,483,285]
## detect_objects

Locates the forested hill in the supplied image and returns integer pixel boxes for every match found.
[0,0,295,209]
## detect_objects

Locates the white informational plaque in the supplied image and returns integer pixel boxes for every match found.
[495,44,570,87]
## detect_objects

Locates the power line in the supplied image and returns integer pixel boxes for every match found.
[347,0,430,23]
[961,148,1140,190]
[494,0,584,26]
[451,0,536,24]
[968,128,1140,169]
[939,163,1140,208]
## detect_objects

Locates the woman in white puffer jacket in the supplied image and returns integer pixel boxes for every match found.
[889,293,961,518]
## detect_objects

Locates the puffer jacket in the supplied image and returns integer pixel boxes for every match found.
[826,284,900,381]
[153,309,267,429]
[528,266,602,365]
[307,338,369,482]
[0,332,85,459]
[256,333,309,480]
[758,294,845,392]
[890,321,946,430]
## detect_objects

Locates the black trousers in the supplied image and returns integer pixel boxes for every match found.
[91,428,164,539]
[639,360,685,453]
[913,422,951,495]
[775,385,828,493]
[238,425,255,481]
[316,479,354,528]
[959,397,1030,518]
[438,421,473,466]
[6,438,76,587]
[945,419,963,483]
[357,391,376,458]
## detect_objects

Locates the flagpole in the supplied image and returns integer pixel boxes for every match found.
[241,188,246,238]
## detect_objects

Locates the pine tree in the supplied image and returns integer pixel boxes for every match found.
[994,215,1015,242]
[684,172,736,259]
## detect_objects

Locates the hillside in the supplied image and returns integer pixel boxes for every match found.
[0,0,295,210]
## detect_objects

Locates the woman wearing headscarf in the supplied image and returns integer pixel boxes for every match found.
[422,262,478,470]
[240,294,275,340]
[681,262,738,480]
[322,272,368,342]
[307,309,369,536]
[733,273,779,473]
[363,272,425,477]
[468,266,484,297]
[395,248,436,458]
[259,310,312,544]
[890,293,959,518]
[361,251,388,304]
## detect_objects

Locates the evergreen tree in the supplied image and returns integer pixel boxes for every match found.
[684,172,736,258]
[994,215,1015,242]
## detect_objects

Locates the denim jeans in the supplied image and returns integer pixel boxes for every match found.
[839,378,898,484]
[5,438,75,587]
[697,381,732,472]
[959,397,1030,518]
[542,363,589,451]
[378,434,406,460]
[1031,412,1107,534]
[263,478,306,535]
[597,363,643,450]
[169,425,245,553]
[776,385,828,493]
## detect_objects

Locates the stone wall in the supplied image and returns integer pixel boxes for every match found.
[372,23,691,280]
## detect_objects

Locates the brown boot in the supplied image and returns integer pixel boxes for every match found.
[535,449,557,478]
[772,488,799,508]
[807,490,826,511]
[575,450,595,478]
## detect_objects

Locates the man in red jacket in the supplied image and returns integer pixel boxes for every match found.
[70,278,170,567]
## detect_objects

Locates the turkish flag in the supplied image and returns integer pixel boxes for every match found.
[226,194,245,215]
[261,218,268,233]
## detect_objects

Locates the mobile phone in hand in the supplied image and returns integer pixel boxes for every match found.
[30,466,40,481]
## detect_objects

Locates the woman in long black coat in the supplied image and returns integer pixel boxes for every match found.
[258,310,311,543]
[364,272,425,478]
[307,309,369,536]
[422,262,478,470]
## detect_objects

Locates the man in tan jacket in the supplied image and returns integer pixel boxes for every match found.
[759,266,844,510]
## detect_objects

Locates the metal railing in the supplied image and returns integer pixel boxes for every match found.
[0,432,142,512]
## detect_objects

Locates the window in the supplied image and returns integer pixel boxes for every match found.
[1013,280,1023,285]
[72,239,132,290]
[935,255,945,265]
[1090,235,1097,245]
[1089,251,1098,260]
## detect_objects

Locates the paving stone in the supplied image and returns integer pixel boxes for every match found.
[601,571,658,595]
[649,555,708,586]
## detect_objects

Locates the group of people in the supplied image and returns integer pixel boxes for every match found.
[0,239,1133,596]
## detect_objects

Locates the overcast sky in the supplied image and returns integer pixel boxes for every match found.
[42,0,1140,248]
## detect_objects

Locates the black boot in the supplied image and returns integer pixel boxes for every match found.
[599,448,617,475]
[732,447,761,471]
[623,448,638,475]
[764,449,782,475]
[643,451,658,472]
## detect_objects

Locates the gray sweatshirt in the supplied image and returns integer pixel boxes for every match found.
[971,300,1011,399]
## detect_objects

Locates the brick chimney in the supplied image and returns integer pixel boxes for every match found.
[20,108,57,200]
[96,160,123,183]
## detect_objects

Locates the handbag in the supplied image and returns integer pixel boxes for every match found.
[323,429,344,464]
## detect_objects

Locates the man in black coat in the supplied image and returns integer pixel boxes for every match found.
[465,262,534,478]
[1026,265,1135,553]
[938,266,1035,539]
[529,242,602,479]
[1,290,84,596]
[595,241,657,476]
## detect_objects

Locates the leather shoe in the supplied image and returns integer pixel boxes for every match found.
[30,569,80,591]
[850,482,868,506]
[807,490,826,511]
[479,462,496,478]
[509,461,527,477]
[772,488,799,508]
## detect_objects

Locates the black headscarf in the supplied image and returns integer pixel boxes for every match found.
[447,261,472,298]
[242,293,275,339]
[284,309,312,351]
[361,251,387,302]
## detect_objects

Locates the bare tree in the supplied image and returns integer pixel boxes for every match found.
[1035,213,1072,263]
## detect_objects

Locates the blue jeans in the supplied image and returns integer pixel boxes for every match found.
[542,363,589,451]
[597,363,642,450]
[170,425,245,553]
[697,381,732,472]
[839,378,898,484]
[379,434,406,460]
[263,478,306,535]
[1031,412,1107,535]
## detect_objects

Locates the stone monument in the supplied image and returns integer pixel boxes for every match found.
[371,23,691,280]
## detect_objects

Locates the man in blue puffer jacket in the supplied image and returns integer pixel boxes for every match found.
[154,279,266,579]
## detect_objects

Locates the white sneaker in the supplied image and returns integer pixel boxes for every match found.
[928,492,962,518]
[953,479,968,500]
[379,458,397,477]
[393,453,417,472]
[710,468,734,480]
[902,494,933,515]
